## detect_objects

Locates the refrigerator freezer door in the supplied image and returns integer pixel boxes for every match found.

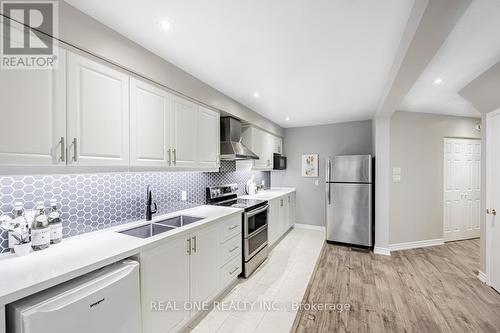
[332,155,372,183]
[326,183,372,246]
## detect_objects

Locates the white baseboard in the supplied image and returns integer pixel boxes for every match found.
[477,270,487,284]
[293,223,325,232]
[389,238,444,252]
[373,247,391,256]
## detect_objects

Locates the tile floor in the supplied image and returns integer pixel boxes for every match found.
[189,227,325,333]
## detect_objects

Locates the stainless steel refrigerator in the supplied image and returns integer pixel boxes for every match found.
[325,155,373,247]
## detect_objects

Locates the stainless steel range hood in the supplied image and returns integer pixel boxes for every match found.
[220,117,259,160]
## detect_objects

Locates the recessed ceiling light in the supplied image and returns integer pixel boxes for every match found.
[158,19,172,31]
[285,117,290,121]
[434,78,443,84]
[253,92,259,99]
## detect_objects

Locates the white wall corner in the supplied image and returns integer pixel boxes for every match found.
[374,117,391,251]
[389,238,444,252]
[477,270,487,284]
[373,247,391,256]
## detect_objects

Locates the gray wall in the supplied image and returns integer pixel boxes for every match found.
[389,111,481,244]
[0,3,283,137]
[272,120,373,227]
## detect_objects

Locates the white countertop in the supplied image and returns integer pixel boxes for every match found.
[240,187,296,201]
[0,205,243,306]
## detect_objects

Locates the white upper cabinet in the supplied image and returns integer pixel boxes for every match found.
[242,126,275,170]
[274,136,283,154]
[0,49,66,166]
[130,78,172,168]
[67,52,130,167]
[197,106,220,169]
[172,96,198,168]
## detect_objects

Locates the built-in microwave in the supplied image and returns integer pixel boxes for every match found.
[273,154,287,170]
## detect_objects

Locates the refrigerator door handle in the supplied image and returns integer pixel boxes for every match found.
[326,159,331,182]
[326,183,331,205]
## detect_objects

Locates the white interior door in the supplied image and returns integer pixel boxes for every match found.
[67,52,130,166]
[443,138,481,242]
[486,110,500,293]
[130,78,172,168]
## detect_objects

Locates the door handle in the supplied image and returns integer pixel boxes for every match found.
[326,184,331,205]
[167,149,172,166]
[187,238,191,255]
[173,148,177,165]
[192,236,197,253]
[58,137,65,162]
[229,267,239,275]
[71,138,78,162]
[487,209,497,216]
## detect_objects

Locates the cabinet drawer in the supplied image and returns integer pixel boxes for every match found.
[219,214,242,243]
[220,234,242,267]
[220,256,242,288]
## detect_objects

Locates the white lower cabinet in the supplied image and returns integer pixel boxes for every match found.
[140,234,190,333]
[268,191,296,246]
[140,214,242,333]
[189,225,220,318]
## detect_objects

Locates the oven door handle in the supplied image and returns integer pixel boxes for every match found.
[244,204,269,218]
[247,224,268,239]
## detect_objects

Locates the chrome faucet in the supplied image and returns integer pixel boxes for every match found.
[146,185,157,221]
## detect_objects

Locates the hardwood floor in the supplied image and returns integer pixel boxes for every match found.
[291,239,500,333]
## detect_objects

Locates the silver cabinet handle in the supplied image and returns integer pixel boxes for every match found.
[173,148,177,165]
[72,138,78,162]
[192,236,197,253]
[59,137,65,162]
[229,267,239,275]
[229,224,239,230]
[229,245,238,253]
[187,238,191,255]
[280,199,283,207]
[288,196,290,203]
[167,149,172,166]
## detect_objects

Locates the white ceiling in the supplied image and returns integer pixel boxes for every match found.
[65,0,414,128]
[400,0,500,118]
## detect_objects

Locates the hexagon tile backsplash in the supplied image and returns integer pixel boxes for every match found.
[0,166,270,253]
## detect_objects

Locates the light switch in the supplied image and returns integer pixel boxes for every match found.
[314,179,319,186]
[393,175,401,183]
[181,191,187,201]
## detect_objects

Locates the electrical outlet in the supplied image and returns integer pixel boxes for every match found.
[181,191,187,201]
[314,179,319,186]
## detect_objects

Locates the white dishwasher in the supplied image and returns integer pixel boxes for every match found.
[7,260,141,333]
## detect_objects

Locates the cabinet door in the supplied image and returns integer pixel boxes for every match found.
[197,106,220,168]
[190,224,219,317]
[273,136,283,155]
[130,78,172,167]
[268,198,280,245]
[67,52,129,166]
[0,48,66,166]
[289,192,296,227]
[140,235,190,333]
[172,96,198,167]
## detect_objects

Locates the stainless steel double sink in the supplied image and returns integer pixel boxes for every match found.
[118,215,204,239]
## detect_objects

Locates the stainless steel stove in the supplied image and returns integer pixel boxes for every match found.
[206,184,269,278]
